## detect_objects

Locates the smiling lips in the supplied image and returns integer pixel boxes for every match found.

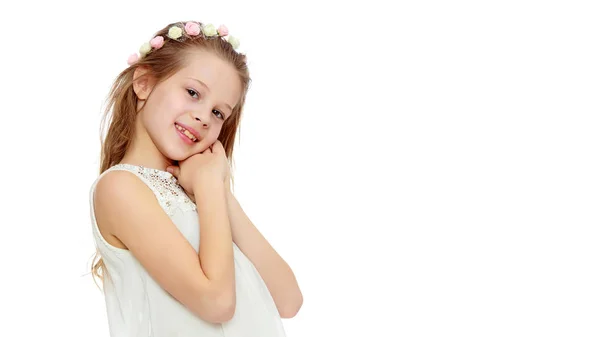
[175,123,199,142]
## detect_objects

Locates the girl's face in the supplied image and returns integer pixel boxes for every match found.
[134,49,242,162]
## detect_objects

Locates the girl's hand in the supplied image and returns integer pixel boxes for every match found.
[167,140,230,199]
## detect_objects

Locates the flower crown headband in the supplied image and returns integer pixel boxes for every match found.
[127,21,240,65]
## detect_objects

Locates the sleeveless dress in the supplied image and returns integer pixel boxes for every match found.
[89,163,287,337]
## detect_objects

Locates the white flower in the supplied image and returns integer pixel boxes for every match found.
[202,24,218,37]
[227,35,240,49]
[139,42,151,56]
[168,26,183,39]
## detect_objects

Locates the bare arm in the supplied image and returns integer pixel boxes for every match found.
[225,191,303,318]
[94,171,235,323]
[194,177,235,305]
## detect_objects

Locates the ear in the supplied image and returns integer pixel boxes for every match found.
[132,66,156,100]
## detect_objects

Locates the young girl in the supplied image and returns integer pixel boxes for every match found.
[89,20,302,336]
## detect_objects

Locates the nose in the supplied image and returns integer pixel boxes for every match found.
[190,109,211,128]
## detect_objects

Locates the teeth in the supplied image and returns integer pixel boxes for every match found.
[175,124,198,142]
[184,130,196,140]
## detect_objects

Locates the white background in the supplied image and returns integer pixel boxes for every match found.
[0,0,598,336]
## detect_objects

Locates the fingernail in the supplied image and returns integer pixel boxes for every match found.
[166,167,173,173]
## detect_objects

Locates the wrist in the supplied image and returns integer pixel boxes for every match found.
[193,175,223,193]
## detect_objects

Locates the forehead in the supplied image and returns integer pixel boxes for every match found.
[177,50,241,94]
[181,50,227,76]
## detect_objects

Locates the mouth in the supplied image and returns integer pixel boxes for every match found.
[174,123,199,142]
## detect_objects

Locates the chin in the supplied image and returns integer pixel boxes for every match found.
[158,143,192,162]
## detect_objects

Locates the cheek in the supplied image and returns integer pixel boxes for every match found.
[154,91,186,121]
[206,127,222,143]
[141,108,166,132]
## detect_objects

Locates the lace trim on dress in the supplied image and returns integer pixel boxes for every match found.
[108,164,197,216]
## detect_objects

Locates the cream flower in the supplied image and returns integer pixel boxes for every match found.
[227,35,240,49]
[168,26,183,39]
[202,24,218,37]
[139,42,151,56]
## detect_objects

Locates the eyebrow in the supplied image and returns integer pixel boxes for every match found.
[187,77,233,113]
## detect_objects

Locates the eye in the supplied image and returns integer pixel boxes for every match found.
[213,110,224,120]
[187,88,199,99]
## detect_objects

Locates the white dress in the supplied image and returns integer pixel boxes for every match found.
[89,163,287,337]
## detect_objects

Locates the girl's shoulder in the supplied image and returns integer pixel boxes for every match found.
[93,164,196,216]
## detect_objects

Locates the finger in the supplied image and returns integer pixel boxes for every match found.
[166,166,180,178]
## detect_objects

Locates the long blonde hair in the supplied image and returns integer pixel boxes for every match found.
[91,21,251,286]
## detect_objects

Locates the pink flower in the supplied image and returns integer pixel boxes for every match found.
[150,36,165,49]
[185,22,201,36]
[127,53,139,65]
[217,24,229,37]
